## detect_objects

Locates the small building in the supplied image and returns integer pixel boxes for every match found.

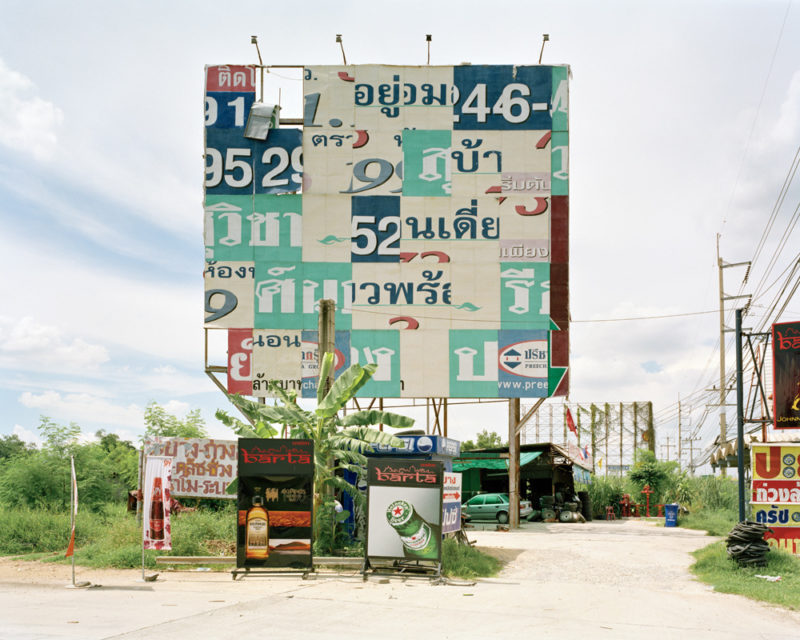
[454,442,592,505]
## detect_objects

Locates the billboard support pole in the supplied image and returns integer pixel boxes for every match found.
[319,299,335,397]
[508,398,520,528]
[735,308,746,522]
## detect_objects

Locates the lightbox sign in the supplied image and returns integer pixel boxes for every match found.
[204,64,570,399]
[772,321,800,429]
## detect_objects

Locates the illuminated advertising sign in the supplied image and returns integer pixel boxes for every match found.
[365,458,443,563]
[236,439,314,570]
[204,64,570,399]
[772,321,800,429]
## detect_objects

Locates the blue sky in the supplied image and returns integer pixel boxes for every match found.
[1,1,799,470]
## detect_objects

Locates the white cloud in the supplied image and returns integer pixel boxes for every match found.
[19,391,144,429]
[0,316,109,372]
[0,58,63,161]
[13,424,41,447]
[161,399,190,416]
[772,70,800,147]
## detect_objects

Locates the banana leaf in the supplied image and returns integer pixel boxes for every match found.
[340,410,415,429]
[316,363,378,417]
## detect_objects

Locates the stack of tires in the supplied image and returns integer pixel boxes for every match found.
[577,491,592,521]
[559,501,581,522]
[540,495,556,521]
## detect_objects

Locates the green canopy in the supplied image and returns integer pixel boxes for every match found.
[453,451,541,472]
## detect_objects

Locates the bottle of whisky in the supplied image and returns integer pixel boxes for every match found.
[246,488,269,560]
[149,477,165,541]
[386,500,439,560]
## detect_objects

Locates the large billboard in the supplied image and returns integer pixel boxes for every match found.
[204,64,569,399]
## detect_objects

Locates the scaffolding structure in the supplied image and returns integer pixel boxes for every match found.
[520,401,654,475]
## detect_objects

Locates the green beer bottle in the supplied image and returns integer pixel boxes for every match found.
[386,500,439,560]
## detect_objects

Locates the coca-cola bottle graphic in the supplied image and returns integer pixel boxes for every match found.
[149,476,165,540]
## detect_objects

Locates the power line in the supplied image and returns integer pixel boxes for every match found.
[572,309,718,323]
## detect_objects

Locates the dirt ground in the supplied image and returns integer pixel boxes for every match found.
[1,519,799,640]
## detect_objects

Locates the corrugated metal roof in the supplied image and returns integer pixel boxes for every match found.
[453,451,541,471]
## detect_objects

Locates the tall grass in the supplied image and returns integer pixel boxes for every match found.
[691,475,738,511]
[0,505,114,555]
[586,476,630,518]
[0,504,236,568]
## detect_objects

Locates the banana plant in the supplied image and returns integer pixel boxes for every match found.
[216,353,413,544]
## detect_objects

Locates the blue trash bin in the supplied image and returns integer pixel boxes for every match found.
[665,503,678,527]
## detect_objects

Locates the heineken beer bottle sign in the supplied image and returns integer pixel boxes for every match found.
[365,459,443,564]
[386,500,438,559]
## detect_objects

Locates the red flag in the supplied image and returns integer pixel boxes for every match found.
[566,408,578,436]
[65,456,77,557]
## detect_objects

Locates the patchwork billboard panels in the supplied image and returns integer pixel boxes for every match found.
[204,64,570,398]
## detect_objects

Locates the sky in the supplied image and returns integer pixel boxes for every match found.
[1,0,798,472]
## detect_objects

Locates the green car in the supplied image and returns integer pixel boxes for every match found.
[462,493,533,524]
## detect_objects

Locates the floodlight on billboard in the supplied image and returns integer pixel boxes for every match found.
[204,63,570,400]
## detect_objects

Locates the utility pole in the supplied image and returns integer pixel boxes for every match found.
[661,436,672,461]
[590,404,598,474]
[619,402,624,476]
[508,398,520,528]
[716,234,751,477]
[677,396,682,472]
[604,403,610,478]
[684,435,701,475]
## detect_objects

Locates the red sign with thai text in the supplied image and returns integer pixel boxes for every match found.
[206,65,256,92]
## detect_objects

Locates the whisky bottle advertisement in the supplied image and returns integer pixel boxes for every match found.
[236,439,315,570]
[245,488,269,559]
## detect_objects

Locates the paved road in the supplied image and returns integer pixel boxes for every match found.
[1,520,798,639]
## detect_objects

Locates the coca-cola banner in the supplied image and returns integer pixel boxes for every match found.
[143,456,172,551]
[365,458,443,564]
[772,320,800,429]
[144,438,237,499]
[236,439,314,570]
